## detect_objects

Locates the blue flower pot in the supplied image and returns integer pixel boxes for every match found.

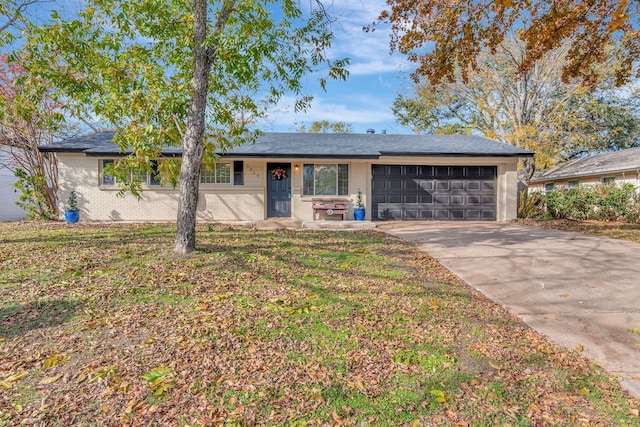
[65,210,79,223]
[354,209,365,221]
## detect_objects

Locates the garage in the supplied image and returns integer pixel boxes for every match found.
[371,165,497,221]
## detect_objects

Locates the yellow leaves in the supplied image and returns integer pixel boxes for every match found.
[0,371,28,389]
[579,387,590,397]
[213,292,233,301]
[43,353,70,369]
[576,344,583,353]
[488,361,502,370]
[430,299,439,310]
[40,374,63,385]
[429,389,453,404]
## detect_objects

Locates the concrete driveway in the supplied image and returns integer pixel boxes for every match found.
[380,221,640,398]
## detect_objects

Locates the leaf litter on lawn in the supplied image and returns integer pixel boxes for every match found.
[0,222,638,426]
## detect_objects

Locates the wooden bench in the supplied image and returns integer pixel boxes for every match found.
[312,197,347,220]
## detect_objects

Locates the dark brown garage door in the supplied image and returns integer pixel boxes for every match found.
[371,165,497,221]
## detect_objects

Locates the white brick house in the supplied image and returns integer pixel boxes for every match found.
[40,131,532,222]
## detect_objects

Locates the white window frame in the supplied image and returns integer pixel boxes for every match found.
[568,180,579,189]
[200,162,232,184]
[302,163,349,196]
[544,183,555,193]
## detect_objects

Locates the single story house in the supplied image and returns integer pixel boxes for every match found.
[529,147,640,193]
[39,130,533,222]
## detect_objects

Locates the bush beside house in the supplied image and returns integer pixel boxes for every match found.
[521,183,640,222]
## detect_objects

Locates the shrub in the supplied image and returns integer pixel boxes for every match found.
[540,183,639,222]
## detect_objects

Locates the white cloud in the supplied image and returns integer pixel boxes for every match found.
[258,94,394,130]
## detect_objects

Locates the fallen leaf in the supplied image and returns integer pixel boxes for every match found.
[40,374,63,385]
[576,344,583,353]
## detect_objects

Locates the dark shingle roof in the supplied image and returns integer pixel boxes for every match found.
[40,130,533,158]
[530,147,640,182]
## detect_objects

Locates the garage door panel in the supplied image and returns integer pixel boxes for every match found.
[451,181,464,191]
[419,180,434,191]
[435,181,449,191]
[434,195,449,204]
[451,209,465,219]
[404,195,418,204]
[404,180,419,190]
[419,194,433,204]
[451,195,465,205]
[482,182,495,191]
[467,210,480,220]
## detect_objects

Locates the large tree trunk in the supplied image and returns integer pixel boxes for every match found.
[174,0,234,254]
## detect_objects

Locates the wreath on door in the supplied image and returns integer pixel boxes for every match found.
[271,167,288,180]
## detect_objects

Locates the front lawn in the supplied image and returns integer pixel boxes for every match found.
[0,223,637,426]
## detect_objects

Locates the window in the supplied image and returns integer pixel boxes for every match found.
[568,180,579,189]
[101,160,115,185]
[303,164,349,196]
[100,159,164,186]
[544,183,554,193]
[201,162,231,184]
[602,177,615,185]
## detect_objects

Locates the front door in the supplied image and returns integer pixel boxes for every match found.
[267,163,291,218]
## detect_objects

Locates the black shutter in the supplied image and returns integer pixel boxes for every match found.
[233,161,244,185]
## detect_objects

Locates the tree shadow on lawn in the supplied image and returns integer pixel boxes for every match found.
[0,298,83,339]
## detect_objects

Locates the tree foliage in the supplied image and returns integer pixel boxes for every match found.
[297,120,353,133]
[0,53,73,219]
[18,0,348,252]
[393,38,640,171]
[378,0,640,87]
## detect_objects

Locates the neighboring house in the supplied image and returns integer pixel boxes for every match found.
[530,147,640,193]
[39,130,532,222]
[0,147,27,221]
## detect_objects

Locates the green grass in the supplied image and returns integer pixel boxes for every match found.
[0,222,637,426]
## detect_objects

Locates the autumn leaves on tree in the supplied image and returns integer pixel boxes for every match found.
[378,0,640,175]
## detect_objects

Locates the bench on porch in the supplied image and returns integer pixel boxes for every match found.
[312,197,347,220]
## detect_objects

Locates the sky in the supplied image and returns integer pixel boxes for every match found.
[256,0,415,135]
[5,0,416,136]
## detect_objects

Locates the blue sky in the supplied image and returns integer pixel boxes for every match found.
[7,0,415,135]
[257,0,414,135]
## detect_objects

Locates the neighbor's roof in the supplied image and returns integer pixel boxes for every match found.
[39,130,533,158]
[530,147,640,182]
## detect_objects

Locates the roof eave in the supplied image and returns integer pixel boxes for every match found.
[531,166,640,182]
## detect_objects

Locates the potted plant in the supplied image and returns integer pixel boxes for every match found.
[64,190,80,223]
[354,188,365,221]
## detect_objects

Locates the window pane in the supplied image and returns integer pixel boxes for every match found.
[338,164,348,195]
[216,163,231,183]
[101,160,114,185]
[200,163,215,184]
[303,164,314,195]
[314,164,337,195]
